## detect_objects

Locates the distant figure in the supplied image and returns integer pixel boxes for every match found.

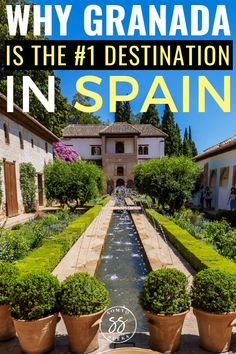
[199,185,205,208]
[204,186,213,209]
[228,187,236,211]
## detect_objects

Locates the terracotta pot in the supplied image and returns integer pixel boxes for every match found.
[193,308,236,353]
[106,350,159,353]
[0,305,15,341]
[62,308,105,354]
[13,313,58,354]
[145,310,189,353]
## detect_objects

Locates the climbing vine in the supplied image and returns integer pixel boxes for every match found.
[20,163,37,212]
[0,162,2,206]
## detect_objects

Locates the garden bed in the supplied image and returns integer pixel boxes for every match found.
[16,198,109,273]
[146,209,236,275]
[0,210,78,263]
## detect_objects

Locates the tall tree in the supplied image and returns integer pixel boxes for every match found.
[68,93,101,124]
[0,0,70,136]
[188,126,198,157]
[140,104,161,128]
[175,123,182,156]
[182,128,192,157]
[123,101,132,123]
[114,101,124,122]
[182,126,198,157]
[161,105,180,156]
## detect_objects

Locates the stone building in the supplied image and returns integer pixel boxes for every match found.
[62,122,166,192]
[0,93,59,218]
[193,135,236,210]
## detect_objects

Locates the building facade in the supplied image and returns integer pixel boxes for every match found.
[62,122,166,192]
[193,136,236,210]
[0,93,59,218]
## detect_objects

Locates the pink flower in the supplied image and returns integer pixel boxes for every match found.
[53,142,81,162]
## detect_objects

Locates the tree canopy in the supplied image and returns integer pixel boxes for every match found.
[140,104,161,128]
[44,159,105,208]
[67,93,101,124]
[134,156,200,212]
[0,0,70,136]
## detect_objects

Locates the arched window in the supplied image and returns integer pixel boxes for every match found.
[144,146,149,155]
[138,146,143,155]
[117,166,124,176]
[3,123,10,144]
[19,131,24,149]
[116,142,124,154]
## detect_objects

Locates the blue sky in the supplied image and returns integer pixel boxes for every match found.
[38,0,236,152]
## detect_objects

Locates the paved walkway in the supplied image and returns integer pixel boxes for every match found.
[1,197,236,353]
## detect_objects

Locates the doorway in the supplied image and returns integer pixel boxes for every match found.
[37,174,44,207]
[4,161,18,217]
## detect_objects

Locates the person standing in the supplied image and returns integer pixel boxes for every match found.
[228,187,236,211]
[204,186,213,209]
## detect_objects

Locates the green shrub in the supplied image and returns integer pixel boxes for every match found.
[17,205,102,273]
[11,224,23,231]
[134,156,200,212]
[44,159,105,209]
[10,272,60,320]
[146,209,236,275]
[60,272,109,316]
[0,262,19,305]
[191,269,236,313]
[140,268,190,315]
[0,231,29,262]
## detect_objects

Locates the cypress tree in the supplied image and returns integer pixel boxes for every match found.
[161,105,180,156]
[188,126,198,157]
[140,104,161,128]
[175,123,182,156]
[115,101,124,122]
[123,101,132,123]
[182,128,193,158]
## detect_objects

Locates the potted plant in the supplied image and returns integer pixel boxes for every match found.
[0,261,19,340]
[10,272,60,354]
[192,268,236,352]
[140,268,190,353]
[60,272,109,354]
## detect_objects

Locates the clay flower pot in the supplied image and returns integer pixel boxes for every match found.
[13,313,58,354]
[193,308,236,353]
[62,308,105,354]
[0,305,15,341]
[145,310,189,353]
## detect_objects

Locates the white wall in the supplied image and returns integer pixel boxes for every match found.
[0,112,53,214]
[62,137,102,160]
[138,137,165,158]
[196,149,236,210]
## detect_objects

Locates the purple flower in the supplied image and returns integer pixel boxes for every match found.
[53,142,81,162]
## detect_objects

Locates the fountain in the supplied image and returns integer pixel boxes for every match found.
[96,190,150,332]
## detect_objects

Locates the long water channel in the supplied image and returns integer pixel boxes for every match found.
[96,206,150,332]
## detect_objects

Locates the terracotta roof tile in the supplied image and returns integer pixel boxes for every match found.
[63,123,167,138]
[193,135,236,162]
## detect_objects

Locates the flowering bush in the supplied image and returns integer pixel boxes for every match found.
[53,142,80,162]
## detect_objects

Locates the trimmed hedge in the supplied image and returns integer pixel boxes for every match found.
[17,205,102,274]
[85,195,110,207]
[146,209,236,275]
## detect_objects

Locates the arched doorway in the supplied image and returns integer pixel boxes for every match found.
[127,179,135,189]
[116,179,125,187]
